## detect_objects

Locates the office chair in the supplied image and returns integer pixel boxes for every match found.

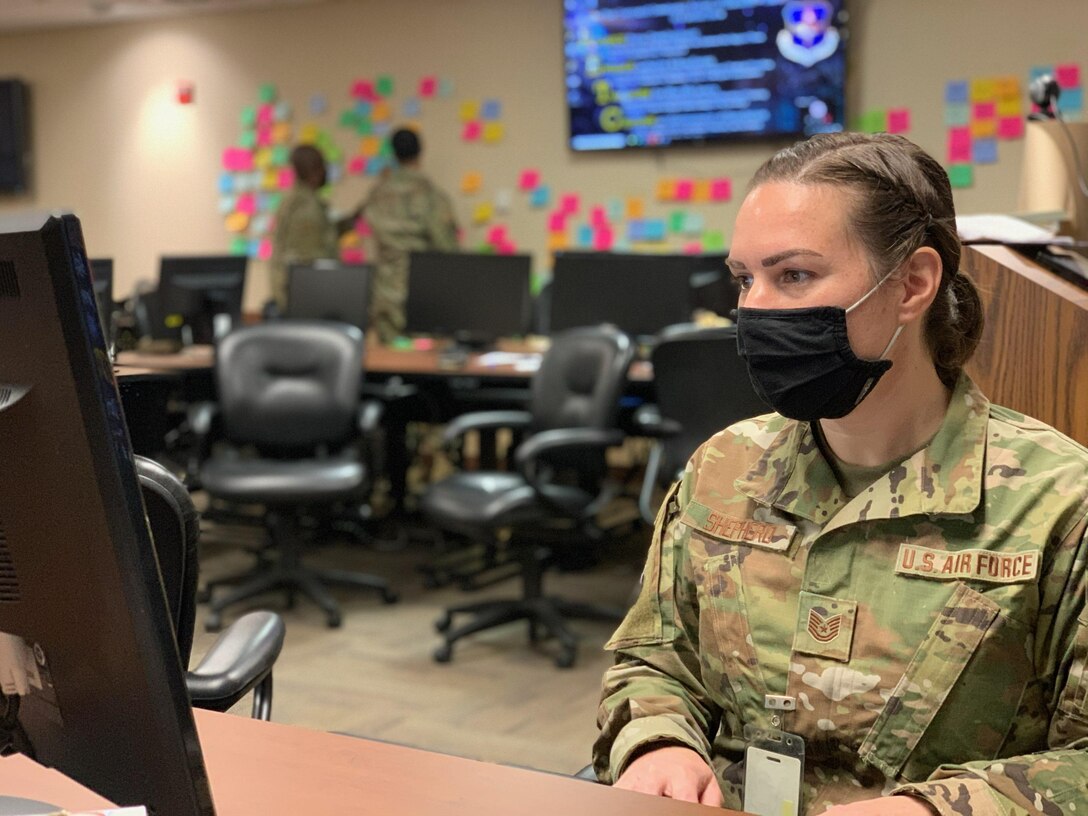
[635,325,768,524]
[421,325,635,668]
[135,456,285,719]
[195,321,397,630]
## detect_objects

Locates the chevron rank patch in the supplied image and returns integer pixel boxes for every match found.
[792,591,857,662]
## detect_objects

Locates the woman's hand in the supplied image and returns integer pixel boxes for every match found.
[614,745,723,806]
[823,796,937,815]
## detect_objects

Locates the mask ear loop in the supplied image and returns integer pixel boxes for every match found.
[844,267,899,314]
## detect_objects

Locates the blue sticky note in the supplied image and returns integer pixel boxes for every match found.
[247,240,261,259]
[642,219,666,242]
[481,99,502,120]
[274,102,291,122]
[944,102,970,127]
[529,185,552,208]
[972,137,998,164]
[683,212,705,234]
[1029,65,1052,83]
[576,224,593,248]
[355,100,372,117]
[217,195,236,215]
[373,121,391,136]
[627,220,645,242]
[1058,87,1084,115]
[403,97,421,118]
[945,80,969,104]
[218,172,234,194]
[326,161,344,183]
[309,94,327,115]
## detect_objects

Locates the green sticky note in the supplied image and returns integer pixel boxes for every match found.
[258,83,277,104]
[476,242,496,254]
[392,336,413,349]
[265,192,282,211]
[702,230,726,252]
[857,109,887,133]
[379,140,393,158]
[355,117,373,136]
[271,145,289,165]
[238,130,257,150]
[240,106,257,128]
[325,145,343,162]
[229,236,249,255]
[339,109,358,128]
[376,75,394,97]
[947,163,974,188]
[668,210,686,233]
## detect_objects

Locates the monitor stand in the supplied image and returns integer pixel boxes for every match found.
[0,796,60,815]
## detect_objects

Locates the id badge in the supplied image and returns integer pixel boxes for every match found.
[742,725,804,816]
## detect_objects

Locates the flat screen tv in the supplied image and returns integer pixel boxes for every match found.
[564,0,847,151]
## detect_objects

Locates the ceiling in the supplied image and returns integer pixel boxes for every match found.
[0,0,329,31]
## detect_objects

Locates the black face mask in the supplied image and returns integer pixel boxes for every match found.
[735,276,903,422]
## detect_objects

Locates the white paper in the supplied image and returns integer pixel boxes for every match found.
[955,213,1073,245]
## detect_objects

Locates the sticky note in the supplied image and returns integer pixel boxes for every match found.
[486,225,507,244]
[347,156,366,175]
[481,99,502,121]
[887,108,911,134]
[354,101,373,118]
[261,169,278,191]
[277,168,294,189]
[309,94,327,115]
[626,197,645,218]
[702,230,726,252]
[217,174,234,194]
[548,211,566,232]
[494,189,512,214]
[972,138,998,164]
[576,224,593,248]
[607,197,624,221]
[668,210,686,233]
[272,123,291,145]
[238,130,257,150]
[372,101,391,122]
[970,118,997,139]
[945,81,969,104]
[339,109,359,128]
[273,102,291,122]
[642,219,666,242]
[351,80,375,101]
[360,136,381,157]
[439,78,455,98]
[593,226,614,251]
[497,240,518,256]
[473,202,493,224]
[419,76,437,98]
[258,83,276,104]
[1056,63,1081,89]
[997,116,1024,140]
[229,236,248,256]
[460,100,480,122]
[251,214,272,235]
[236,193,256,215]
[1058,88,1084,115]
[240,106,257,128]
[271,145,289,166]
[461,171,483,194]
[857,109,887,133]
[217,196,236,215]
[254,148,273,170]
[262,192,282,212]
[462,121,481,142]
[994,76,1020,101]
[970,78,997,102]
[547,231,569,251]
[222,148,254,172]
[947,163,973,189]
[341,247,366,264]
[996,98,1021,118]
[376,75,394,97]
[529,186,551,208]
[683,212,705,234]
[944,103,970,127]
[590,206,608,228]
[560,193,580,214]
[257,238,273,261]
[947,128,972,163]
[972,101,996,120]
[519,169,540,190]
[656,178,675,201]
[256,127,273,148]
[627,220,645,242]
[257,104,275,127]
[403,98,421,118]
[674,180,694,201]
[710,178,732,202]
[355,118,373,136]
[483,122,504,143]
[682,242,702,255]
[692,180,711,203]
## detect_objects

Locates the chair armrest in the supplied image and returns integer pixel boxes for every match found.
[631,404,682,438]
[513,427,627,472]
[441,410,533,446]
[186,611,285,715]
[357,399,385,435]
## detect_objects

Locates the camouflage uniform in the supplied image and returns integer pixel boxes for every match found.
[363,166,458,343]
[269,185,338,310]
[595,375,1088,814]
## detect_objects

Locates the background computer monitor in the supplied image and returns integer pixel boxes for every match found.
[406,251,532,344]
[89,257,113,342]
[285,260,371,331]
[0,213,215,815]
[548,251,694,338]
[157,255,248,345]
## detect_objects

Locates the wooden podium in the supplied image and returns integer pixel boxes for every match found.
[962,243,1088,446]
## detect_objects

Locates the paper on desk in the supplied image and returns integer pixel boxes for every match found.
[33,809,147,815]
[475,352,541,372]
[955,213,1073,245]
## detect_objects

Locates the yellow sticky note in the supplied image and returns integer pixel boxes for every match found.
[547,231,569,251]
[461,171,483,194]
[339,231,361,248]
[625,197,645,219]
[656,178,675,202]
[472,202,493,224]
[483,122,504,143]
[299,123,319,144]
[225,212,249,233]
[997,98,1021,117]
[254,148,274,170]
[360,136,381,157]
[262,169,279,190]
[970,118,997,138]
[272,122,291,145]
[372,101,391,122]
[994,76,1020,101]
[459,100,480,122]
[970,78,996,102]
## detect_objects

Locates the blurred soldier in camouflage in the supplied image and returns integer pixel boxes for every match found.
[363,128,458,343]
[595,133,1088,814]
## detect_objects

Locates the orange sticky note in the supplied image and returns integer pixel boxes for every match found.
[461,171,483,194]
[969,118,997,138]
[272,122,291,145]
[626,197,645,218]
[547,231,569,251]
[360,136,381,157]
[656,178,676,201]
[483,122,504,143]
[372,101,391,122]
[692,180,711,203]
[225,212,249,233]
[994,76,1020,101]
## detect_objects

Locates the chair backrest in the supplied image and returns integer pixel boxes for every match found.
[134,456,199,665]
[215,321,364,453]
[530,325,635,433]
[650,325,768,483]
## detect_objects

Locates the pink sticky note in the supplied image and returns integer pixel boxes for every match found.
[1056,63,1081,89]
[590,206,608,227]
[497,240,517,255]
[236,193,256,215]
[256,127,273,148]
[341,247,365,264]
[674,180,694,201]
[593,226,614,251]
[222,148,254,172]
[351,80,376,101]
[256,104,275,126]
[560,194,580,214]
[518,169,540,191]
[257,238,273,261]
[486,225,507,243]
[709,178,732,202]
[997,116,1024,140]
[277,168,294,189]
[548,211,566,232]
[462,121,481,141]
[419,76,437,98]
[355,218,371,237]
[682,242,703,255]
[947,127,972,163]
[347,156,366,175]
[972,101,996,120]
[887,108,911,134]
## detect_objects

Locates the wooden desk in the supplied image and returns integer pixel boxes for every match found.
[0,710,728,815]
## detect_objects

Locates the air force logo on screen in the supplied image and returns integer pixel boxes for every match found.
[777,0,840,68]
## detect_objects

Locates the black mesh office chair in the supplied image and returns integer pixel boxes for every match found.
[135,456,285,719]
[635,325,768,524]
[195,321,397,630]
[421,325,635,668]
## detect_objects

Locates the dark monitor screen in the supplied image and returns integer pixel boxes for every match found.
[548,252,694,337]
[0,213,215,815]
[406,251,532,342]
[89,257,113,341]
[157,255,248,345]
[687,253,740,318]
[285,260,371,331]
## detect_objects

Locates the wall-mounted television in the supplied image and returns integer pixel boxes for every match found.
[564,0,847,151]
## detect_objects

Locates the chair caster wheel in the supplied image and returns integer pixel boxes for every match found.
[326,612,342,628]
[435,612,452,633]
[433,643,452,663]
[555,649,576,669]
[382,590,399,604]
[204,615,223,633]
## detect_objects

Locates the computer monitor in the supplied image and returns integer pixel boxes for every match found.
[285,260,371,331]
[687,253,740,319]
[157,255,248,345]
[89,257,113,343]
[0,213,215,815]
[406,251,532,344]
[548,252,694,338]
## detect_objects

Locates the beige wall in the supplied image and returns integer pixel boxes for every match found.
[0,0,1084,309]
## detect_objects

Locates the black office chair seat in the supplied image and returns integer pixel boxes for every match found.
[201,457,365,505]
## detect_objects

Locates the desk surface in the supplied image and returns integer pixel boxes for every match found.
[0,710,729,815]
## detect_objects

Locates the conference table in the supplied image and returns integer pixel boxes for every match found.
[0,709,732,814]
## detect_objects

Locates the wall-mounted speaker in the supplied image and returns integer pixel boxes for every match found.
[0,79,30,194]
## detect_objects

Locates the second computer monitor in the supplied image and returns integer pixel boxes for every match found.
[157,255,248,345]
[89,257,113,340]
[548,251,694,338]
[285,260,371,332]
[406,251,532,344]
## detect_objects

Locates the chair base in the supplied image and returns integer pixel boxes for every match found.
[432,595,622,669]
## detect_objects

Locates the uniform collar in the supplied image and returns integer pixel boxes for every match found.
[734,374,988,528]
